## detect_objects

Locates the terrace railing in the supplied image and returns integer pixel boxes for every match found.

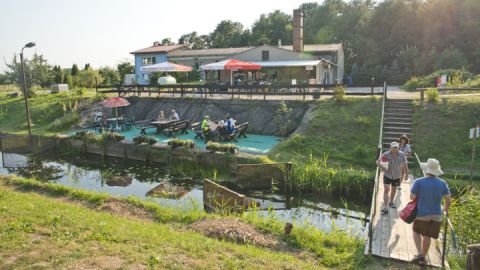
[97,83,384,100]
[365,81,387,255]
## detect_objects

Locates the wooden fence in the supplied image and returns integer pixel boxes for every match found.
[97,83,384,100]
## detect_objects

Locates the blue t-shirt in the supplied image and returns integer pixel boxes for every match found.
[410,177,450,216]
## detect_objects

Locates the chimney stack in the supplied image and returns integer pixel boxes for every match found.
[293,9,304,52]
[153,41,160,46]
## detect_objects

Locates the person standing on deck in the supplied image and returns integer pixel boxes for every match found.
[157,111,165,121]
[376,142,408,215]
[410,158,451,265]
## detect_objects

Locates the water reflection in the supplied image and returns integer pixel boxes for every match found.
[0,150,367,236]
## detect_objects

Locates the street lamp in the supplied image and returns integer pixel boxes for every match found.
[20,42,35,136]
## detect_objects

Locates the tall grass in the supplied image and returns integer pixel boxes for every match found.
[291,154,373,199]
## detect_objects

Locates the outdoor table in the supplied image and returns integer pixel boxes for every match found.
[150,120,176,132]
[106,117,125,130]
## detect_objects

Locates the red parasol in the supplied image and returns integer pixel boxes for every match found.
[102,97,130,108]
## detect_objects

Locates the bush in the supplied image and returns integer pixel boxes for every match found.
[168,139,194,149]
[133,135,157,145]
[47,112,79,131]
[402,69,474,90]
[101,132,125,143]
[426,88,439,103]
[72,130,97,142]
[291,154,373,199]
[333,86,346,101]
[450,188,480,252]
[206,142,238,154]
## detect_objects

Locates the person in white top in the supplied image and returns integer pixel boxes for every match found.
[399,134,412,157]
[169,110,180,121]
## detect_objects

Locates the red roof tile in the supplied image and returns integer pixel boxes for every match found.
[130,44,189,54]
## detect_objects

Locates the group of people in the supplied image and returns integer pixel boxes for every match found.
[376,134,451,265]
[200,115,236,139]
[157,110,180,121]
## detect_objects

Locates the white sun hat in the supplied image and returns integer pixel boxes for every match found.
[390,142,399,148]
[420,158,444,176]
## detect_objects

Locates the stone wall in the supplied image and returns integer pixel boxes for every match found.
[122,97,311,135]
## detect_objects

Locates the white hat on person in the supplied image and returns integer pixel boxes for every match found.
[420,158,444,176]
[390,142,399,148]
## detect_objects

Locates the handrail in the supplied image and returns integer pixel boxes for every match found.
[413,152,457,268]
[366,82,387,254]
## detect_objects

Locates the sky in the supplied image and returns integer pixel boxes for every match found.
[0,0,313,72]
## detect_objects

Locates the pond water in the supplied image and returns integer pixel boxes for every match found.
[76,128,281,155]
[0,150,368,236]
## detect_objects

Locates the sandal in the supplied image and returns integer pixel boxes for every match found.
[381,209,389,215]
[411,254,425,265]
[389,202,396,209]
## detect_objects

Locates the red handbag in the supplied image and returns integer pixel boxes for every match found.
[400,199,417,224]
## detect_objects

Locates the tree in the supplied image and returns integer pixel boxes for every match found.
[98,66,120,86]
[52,65,64,84]
[161,38,174,45]
[117,60,135,83]
[4,53,53,94]
[435,47,469,70]
[84,63,91,70]
[178,32,210,49]
[77,68,102,88]
[251,10,292,46]
[71,64,79,76]
[210,20,246,48]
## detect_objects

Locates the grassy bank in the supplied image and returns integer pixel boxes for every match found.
[269,98,381,198]
[413,95,480,180]
[0,92,103,136]
[0,175,366,269]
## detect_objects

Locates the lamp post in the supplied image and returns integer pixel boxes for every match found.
[20,42,35,136]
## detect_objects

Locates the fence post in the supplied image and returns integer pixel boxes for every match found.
[95,77,98,93]
[181,83,184,98]
[420,89,425,101]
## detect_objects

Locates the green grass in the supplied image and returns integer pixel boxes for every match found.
[268,98,380,197]
[270,98,381,168]
[413,95,480,179]
[0,175,366,269]
[0,92,102,136]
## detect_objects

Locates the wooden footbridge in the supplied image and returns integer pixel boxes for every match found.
[365,85,454,268]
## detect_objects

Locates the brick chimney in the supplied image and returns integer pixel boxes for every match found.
[293,9,304,52]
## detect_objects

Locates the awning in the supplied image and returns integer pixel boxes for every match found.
[200,59,261,71]
[252,60,322,68]
[141,62,192,72]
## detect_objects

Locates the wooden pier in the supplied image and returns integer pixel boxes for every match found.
[368,171,445,268]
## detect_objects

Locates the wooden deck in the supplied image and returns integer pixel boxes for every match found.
[370,172,444,268]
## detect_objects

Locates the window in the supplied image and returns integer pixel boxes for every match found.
[262,50,269,61]
[141,57,156,65]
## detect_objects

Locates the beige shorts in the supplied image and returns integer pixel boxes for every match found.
[413,215,442,239]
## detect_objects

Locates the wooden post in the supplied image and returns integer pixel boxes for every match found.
[420,89,425,101]
[441,212,448,268]
[95,77,98,93]
[470,127,478,183]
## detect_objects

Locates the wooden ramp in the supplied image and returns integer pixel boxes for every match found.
[369,172,444,268]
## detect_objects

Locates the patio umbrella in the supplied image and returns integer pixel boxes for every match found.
[101,97,130,130]
[200,59,261,84]
[140,62,192,72]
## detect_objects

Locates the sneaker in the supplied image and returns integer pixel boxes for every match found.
[389,202,396,209]
[381,209,389,215]
[411,254,425,265]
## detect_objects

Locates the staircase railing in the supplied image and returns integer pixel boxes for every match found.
[365,81,387,254]
[413,152,457,268]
